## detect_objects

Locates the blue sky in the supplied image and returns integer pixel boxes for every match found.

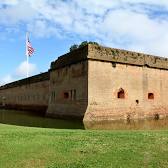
[1,0,168,85]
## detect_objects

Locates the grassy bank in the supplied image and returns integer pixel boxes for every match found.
[0,124,168,168]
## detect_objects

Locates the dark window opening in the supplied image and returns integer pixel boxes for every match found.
[118,88,125,99]
[136,100,139,104]
[154,113,159,120]
[148,93,154,99]
[64,92,69,99]
[112,62,116,68]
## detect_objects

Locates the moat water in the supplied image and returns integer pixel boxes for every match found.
[0,109,168,130]
[0,109,84,129]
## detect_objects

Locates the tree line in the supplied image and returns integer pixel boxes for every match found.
[69,41,99,52]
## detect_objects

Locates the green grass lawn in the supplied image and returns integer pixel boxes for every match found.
[0,124,168,168]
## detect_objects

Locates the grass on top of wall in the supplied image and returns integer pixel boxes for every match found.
[0,124,168,168]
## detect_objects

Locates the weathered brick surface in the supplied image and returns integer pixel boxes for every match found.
[0,73,49,112]
[0,44,168,121]
[47,61,88,119]
[83,59,168,121]
[88,44,168,69]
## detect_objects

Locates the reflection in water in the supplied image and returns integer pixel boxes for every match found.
[0,109,168,130]
[0,109,84,129]
[84,118,168,130]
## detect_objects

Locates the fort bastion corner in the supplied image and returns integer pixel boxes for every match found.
[0,44,168,122]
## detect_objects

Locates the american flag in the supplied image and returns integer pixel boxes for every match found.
[26,33,34,57]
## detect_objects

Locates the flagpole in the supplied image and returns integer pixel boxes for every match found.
[26,32,29,78]
[27,52,29,78]
[26,32,34,78]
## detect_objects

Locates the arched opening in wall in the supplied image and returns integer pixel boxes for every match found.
[117,88,125,99]
[148,93,154,100]
[136,100,139,104]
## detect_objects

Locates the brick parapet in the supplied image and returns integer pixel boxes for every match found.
[88,44,168,69]
[50,45,88,70]
[50,44,168,71]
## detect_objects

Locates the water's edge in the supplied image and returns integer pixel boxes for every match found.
[0,109,168,130]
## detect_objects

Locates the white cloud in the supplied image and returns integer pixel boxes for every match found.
[0,74,14,85]
[0,61,38,85]
[15,61,37,77]
[1,0,168,56]
[27,20,61,38]
[0,0,19,6]
[122,0,168,8]
[0,0,37,25]
[98,8,168,55]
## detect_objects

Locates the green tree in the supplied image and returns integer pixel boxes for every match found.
[69,41,99,52]
[79,41,88,48]
[69,44,78,52]
[88,41,99,45]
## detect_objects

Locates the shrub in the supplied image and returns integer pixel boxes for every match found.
[69,41,99,52]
